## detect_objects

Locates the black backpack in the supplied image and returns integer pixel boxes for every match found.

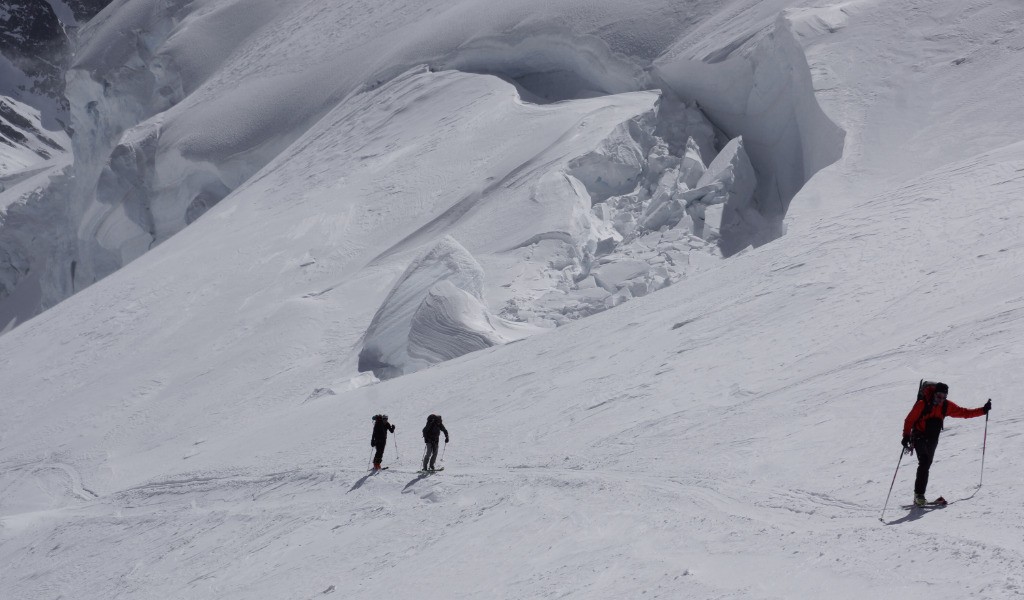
[423,414,441,438]
[913,379,948,435]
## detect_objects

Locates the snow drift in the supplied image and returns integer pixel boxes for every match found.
[360,236,539,379]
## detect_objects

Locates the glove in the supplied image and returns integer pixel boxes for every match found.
[371,441,376,448]
[445,437,450,444]
[901,435,910,449]
[983,399,992,414]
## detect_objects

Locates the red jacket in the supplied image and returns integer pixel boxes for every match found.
[903,398,985,437]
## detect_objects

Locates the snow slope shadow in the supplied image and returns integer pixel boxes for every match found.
[347,472,375,492]
[402,473,430,491]
[441,32,641,104]
[884,506,944,526]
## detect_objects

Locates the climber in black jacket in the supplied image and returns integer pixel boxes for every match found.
[421,414,449,471]
[370,414,395,471]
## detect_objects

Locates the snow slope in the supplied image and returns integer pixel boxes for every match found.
[2,0,1024,598]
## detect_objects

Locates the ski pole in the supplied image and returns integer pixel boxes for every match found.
[880,448,906,522]
[441,441,447,463]
[979,402,990,488]
[368,449,375,471]
[393,431,400,461]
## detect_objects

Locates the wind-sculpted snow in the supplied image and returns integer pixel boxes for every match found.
[408,280,541,367]
[360,236,539,379]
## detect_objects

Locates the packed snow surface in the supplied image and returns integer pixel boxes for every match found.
[3,0,1024,598]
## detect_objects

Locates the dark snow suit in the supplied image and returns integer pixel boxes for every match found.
[422,416,449,471]
[371,418,394,465]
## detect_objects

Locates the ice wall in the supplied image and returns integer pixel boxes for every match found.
[654,13,846,253]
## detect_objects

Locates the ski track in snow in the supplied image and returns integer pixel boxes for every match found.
[4,461,1022,598]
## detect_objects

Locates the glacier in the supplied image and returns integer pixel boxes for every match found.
[0,0,846,332]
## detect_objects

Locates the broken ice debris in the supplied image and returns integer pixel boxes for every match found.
[677,137,707,189]
[566,121,647,202]
[686,136,756,239]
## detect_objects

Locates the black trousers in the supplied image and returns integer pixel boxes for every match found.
[373,443,386,465]
[423,442,439,470]
[913,435,940,495]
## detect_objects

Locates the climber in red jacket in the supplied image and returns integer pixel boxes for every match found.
[902,382,990,506]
